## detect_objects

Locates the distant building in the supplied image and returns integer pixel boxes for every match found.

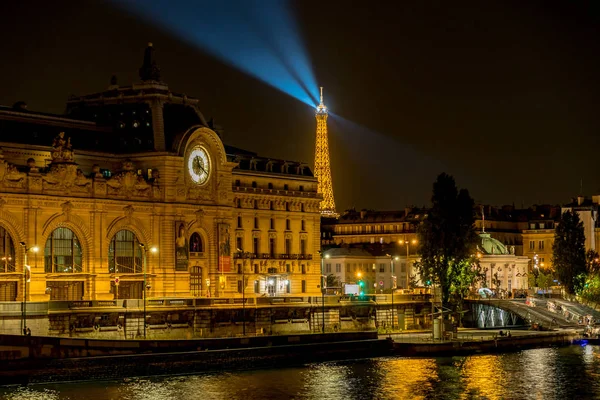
[477,232,530,296]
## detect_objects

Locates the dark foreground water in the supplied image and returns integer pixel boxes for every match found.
[2,345,600,400]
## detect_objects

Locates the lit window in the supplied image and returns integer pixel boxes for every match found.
[45,228,83,273]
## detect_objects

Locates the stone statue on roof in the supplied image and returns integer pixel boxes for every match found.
[51,132,74,162]
[139,42,161,82]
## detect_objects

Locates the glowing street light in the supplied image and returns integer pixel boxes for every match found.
[386,254,400,330]
[398,238,418,290]
[318,251,330,333]
[19,242,38,336]
[139,244,158,339]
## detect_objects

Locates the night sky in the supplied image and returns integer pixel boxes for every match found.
[0,1,599,211]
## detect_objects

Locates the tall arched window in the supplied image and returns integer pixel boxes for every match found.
[44,228,82,273]
[0,227,15,273]
[189,232,203,253]
[109,230,142,273]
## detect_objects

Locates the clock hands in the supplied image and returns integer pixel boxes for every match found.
[193,157,207,176]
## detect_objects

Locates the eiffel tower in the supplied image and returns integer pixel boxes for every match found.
[314,87,338,218]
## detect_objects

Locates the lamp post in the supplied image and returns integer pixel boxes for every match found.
[236,248,250,336]
[533,253,539,288]
[398,239,417,290]
[386,254,399,330]
[319,252,330,334]
[139,244,157,339]
[19,242,38,335]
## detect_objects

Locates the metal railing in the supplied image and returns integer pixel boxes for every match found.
[233,252,313,260]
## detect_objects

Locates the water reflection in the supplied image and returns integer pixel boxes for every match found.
[3,346,600,400]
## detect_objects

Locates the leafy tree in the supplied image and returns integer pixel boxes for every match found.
[448,256,485,325]
[528,267,555,291]
[414,173,479,308]
[579,274,600,304]
[326,274,341,289]
[552,210,587,294]
[586,249,600,274]
[408,274,420,289]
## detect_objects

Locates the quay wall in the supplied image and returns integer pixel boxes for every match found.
[0,295,434,339]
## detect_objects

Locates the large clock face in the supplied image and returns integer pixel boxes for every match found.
[188,146,211,185]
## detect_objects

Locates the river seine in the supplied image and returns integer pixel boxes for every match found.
[2,345,599,400]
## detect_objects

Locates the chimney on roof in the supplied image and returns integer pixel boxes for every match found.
[360,209,367,219]
[578,196,585,206]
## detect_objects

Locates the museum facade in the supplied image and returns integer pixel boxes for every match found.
[0,44,322,304]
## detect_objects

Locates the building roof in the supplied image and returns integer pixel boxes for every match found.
[478,233,509,255]
[0,44,314,178]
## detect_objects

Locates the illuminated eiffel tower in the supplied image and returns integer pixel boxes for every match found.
[314,87,338,218]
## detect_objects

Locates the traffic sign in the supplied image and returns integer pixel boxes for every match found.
[379,280,384,286]
[114,276,120,286]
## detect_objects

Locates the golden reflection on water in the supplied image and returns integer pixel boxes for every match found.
[378,358,437,400]
[459,355,505,399]
[3,346,600,400]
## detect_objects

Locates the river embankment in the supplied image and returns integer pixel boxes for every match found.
[0,329,584,385]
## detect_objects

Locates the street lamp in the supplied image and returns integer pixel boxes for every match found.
[398,239,417,290]
[236,248,250,336]
[318,251,330,334]
[19,242,38,335]
[533,253,539,288]
[386,254,399,330]
[139,244,157,339]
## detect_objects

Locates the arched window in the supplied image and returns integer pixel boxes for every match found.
[109,230,142,274]
[190,232,203,253]
[0,226,15,273]
[44,228,82,273]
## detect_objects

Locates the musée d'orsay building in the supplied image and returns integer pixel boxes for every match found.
[0,44,321,304]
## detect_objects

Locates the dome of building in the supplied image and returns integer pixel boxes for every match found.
[479,232,509,255]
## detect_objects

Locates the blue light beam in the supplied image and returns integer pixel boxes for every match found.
[118,0,319,106]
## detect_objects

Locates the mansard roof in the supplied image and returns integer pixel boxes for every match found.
[337,208,428,224]
[226,146,314,178]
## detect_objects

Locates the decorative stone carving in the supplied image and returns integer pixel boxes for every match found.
[235,230,245,237]
[268,232,277,239]
[187,188,213,201]
[123,205,135,219]
[0,197,5,209]
[42,164,91,193]
[195,208,204,225]
[61,201,73,215]
[252,231,261,238]
[300,233,308,240]
[27,158,39,174]
[106,161,151,198]
[92,164,102,179]
[3,164,27,188]
[284,232,293,240]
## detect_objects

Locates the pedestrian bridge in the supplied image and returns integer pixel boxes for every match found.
[464,299,578,329]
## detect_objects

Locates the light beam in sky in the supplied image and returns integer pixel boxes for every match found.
[118,0,319,107]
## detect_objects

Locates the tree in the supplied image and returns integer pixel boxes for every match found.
[326,274,341,289]
[414,173,479,308]
[586,249,600,274]
[408,274,420,290]
[552,210,587,294]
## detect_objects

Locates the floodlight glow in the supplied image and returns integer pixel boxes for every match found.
[117,0,319,106]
